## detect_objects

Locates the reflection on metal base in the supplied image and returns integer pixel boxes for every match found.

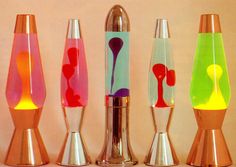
[5,108,49,166]
[57,107,91,166]
[57,132,91,166]
[145,107,179,166]
[187,109,232,167]
[96,97,138,166]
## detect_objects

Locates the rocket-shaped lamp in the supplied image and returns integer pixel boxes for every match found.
[5,14,49,166]
[144,19,179,166]
[187,14,232,166]
[56,19,91,166]
[96,5,138,166]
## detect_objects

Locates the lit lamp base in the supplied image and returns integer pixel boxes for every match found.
[57,107,91,166]
[145,107,178,166]
[5,108,49,166]
[187,109,232,167]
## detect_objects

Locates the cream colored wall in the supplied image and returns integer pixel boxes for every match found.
[0,0,236,165]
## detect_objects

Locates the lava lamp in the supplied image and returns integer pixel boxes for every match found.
[96,5,138,166]
[144,19,179,166]
[5,14,49,166]
[56,19,91,166]
[187,14,232,166]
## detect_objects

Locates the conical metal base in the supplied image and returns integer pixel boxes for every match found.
[57,132,91,166]
[145,132,178,166]
[144,107,178,166]
[96,97,138,166]
[57,107,91,166]
[5,128,49,166]
[187,109,232,166]
[5,108,49,166]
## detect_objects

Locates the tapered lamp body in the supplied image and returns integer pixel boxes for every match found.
[57,19,91,166]
[144,19,179,166]
[5,14,49,166]
[96,5,138,166]
[187,14,232,166]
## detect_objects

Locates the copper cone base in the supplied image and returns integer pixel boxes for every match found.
[187,109,232,167]
[145,132,178,166]
[5,128,49,166]
[5,108,49,166]
[57,132,91,166]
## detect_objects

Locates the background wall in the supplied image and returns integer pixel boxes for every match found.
[0,0,236,166]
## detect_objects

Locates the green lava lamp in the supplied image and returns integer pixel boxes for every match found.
[187,14,232,167]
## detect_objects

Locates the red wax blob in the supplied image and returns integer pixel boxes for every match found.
[65,87,81,107]
[62,64,75,80]
[68,47,78,67]
[167,70,176,86]
[153,64,168,107]
[153,64,168,79]
[62,47,82,107]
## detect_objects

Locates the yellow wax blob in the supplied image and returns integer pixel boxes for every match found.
[195,64,227,110]
[15,52,37,110]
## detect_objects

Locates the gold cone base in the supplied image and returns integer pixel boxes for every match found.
[187,129,232,166]
[145,132,179,166]
[5,128,49,166]
[187,109,232,167]
[57,132,91,166]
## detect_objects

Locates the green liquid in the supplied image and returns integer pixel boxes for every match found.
[190,33,230,109]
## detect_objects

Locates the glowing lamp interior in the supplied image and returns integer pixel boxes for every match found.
[190,33,230,110]
[6,34,46,110]
[14,52,37,110]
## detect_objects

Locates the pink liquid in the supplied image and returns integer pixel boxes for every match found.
[6,34,46,109]
[61,39,88,107]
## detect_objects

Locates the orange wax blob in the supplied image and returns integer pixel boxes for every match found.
[15,52,37,110]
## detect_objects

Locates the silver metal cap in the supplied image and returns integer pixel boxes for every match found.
[154,19,170,38]
[105,5,130,32]
[67,19,81,39]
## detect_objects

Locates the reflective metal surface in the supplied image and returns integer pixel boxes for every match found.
[199,14,221,33]
[154,19,170,38]
[67,19,81,39]
[145,107,179,166]
[5,108,49,166]
[105,96,129,107]
[57,107,91,166]
[187,109,232,166]
[105,5,130,32]
[97,4,136,166]
[14,14,37,34]
[96,97,138,166]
